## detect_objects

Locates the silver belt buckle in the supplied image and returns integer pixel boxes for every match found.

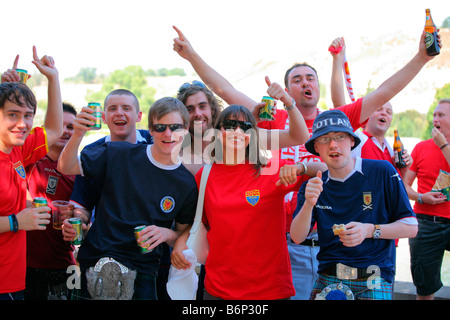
[93,257,130,274]
[336,263,358,280]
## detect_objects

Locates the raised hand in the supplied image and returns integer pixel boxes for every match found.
[1,55,31,83]
[31,46,58,80]
[172,25,196,61]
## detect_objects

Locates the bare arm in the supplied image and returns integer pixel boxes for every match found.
[57,106,95,175]
[290,171,323,244]
[360,30,441,123]
[173,25,257,109]
[329,37,347,108]
[432,127,450,166]
[403,168,447,205]
[32,46,63,148]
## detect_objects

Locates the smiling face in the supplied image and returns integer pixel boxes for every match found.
[0,100,34,153]
[149,111,187,165]
[185,91,213,135]
[51,111,76,151]
[433,101,450,139]
[365,102,393,137]
[103,94,142,143]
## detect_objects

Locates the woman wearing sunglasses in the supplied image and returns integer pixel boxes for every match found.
[171,105,326,300]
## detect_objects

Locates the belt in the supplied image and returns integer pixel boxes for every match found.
[322,264,374,279]
[416,213,450,224]
[299,238,320,247]
[287,234,320,247]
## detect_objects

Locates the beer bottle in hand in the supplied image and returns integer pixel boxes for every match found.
[393,129,407,168]
[424,8,440,56]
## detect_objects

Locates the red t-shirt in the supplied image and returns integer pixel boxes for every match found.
[0,127,48,294]
[26,155,76,269]
[196,160,308,299]
[258,98,366,228]
[410,139,450,218]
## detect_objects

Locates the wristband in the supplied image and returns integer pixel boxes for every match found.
[9,214,18,233]
[284,98,295,111]
[298,162,307,175]
[440,143,449,150]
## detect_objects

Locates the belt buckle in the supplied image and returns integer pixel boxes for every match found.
[336,263,358,280]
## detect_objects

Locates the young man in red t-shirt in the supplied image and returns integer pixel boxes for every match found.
[25,103,77,300]
[0,48,63,300]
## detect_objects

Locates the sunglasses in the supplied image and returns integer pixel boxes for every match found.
[177,80,206,95]
[221,119,254,131]
[151,123,185,133]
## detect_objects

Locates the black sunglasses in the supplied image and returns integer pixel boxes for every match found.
[151,123,185,133]
[177,80,206,95]
[221,119,254,131]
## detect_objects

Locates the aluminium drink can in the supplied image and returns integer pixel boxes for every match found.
[32,197,49,226]
[16,69,28,84]
[69,218,83,245]
[87,102,102,130]
[134,225,152,254]
[260,96,275,120]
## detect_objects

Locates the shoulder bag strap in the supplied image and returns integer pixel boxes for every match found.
[190,164,212,234]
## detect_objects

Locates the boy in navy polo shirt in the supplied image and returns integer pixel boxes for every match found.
[58,97,197,300]
[290,109,418,300]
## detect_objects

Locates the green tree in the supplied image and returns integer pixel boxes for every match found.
[441,16,450,28]
[86,65,156,115]
[65,67,98,83]
[390,110,427,138]
[421,83,450,140]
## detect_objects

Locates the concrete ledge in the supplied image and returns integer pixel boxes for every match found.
[394,281,450,300]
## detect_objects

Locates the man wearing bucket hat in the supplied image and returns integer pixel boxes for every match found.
[290,109,418,300]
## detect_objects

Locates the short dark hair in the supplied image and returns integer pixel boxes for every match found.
[284,62,319,89]
[0,82,37,113]
[148,97,189,129]
[104,89,140,113]
[62,102,77,116]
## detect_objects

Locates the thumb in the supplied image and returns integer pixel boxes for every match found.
[265,75,271,87]
[316,170,322,179]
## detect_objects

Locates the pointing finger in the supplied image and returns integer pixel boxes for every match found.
[173,25,185,40]
[12,55,19,69]
[32,45,39,61]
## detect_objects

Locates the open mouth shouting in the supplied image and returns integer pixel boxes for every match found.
[303,88,313,98]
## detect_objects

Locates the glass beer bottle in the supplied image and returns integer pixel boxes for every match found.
[393,129,407,168]
[424,8,440,56]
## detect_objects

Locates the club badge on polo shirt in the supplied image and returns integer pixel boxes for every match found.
[13,161,26,179]
[46,175,58,195]
[160,196,175,213]
[363,191,373,211]
[245,189,260,206]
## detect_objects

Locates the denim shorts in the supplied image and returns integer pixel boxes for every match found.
[409,217,450,296]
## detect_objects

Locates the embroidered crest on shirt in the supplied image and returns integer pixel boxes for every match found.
[160,196,175,213]
[363,191,373,211]
[13,161,26,179]
[245,189,260,206]
[46,175,58,195]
